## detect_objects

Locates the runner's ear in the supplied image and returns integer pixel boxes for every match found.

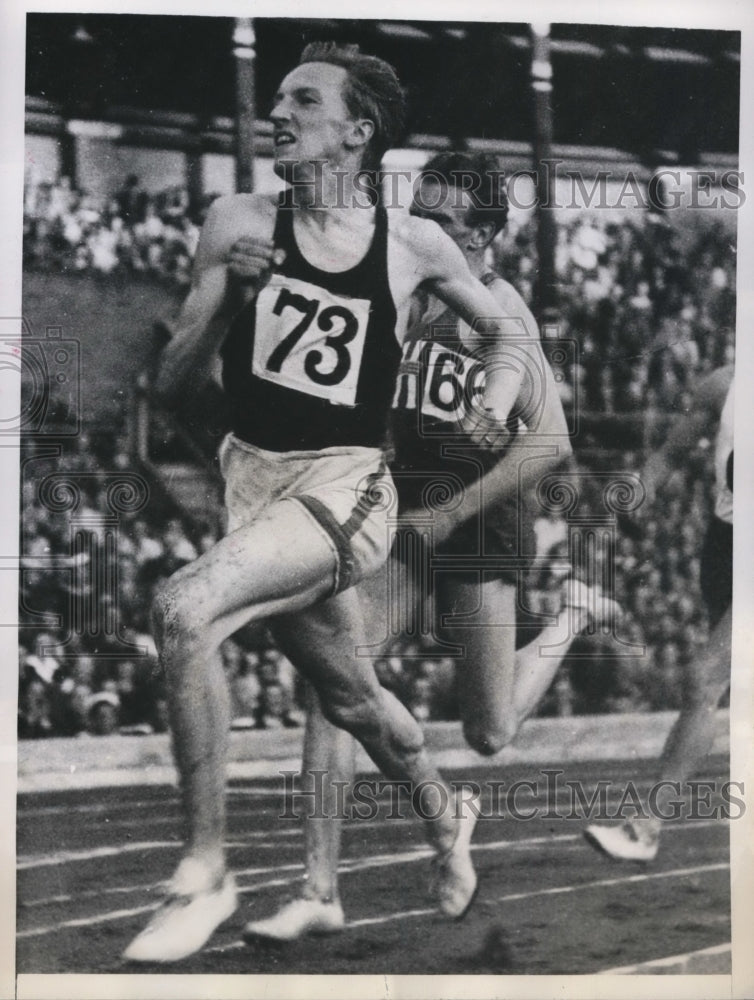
[344,118,375,154]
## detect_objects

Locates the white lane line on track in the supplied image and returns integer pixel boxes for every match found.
[206,861,730,953]
[17,787,282,819]
[25,856,728,944]
[17,839,274,871]
[20,838,595,911]
[481,861,730,905]
[17,902,161,939]
[21,883,168,909]
[17,820,726,933]
[326,862,732,929]
[37,815,302,834]
[20,864,310,910]
[17,841,180,870]
[17,815,727,874]
[599,941,731,974]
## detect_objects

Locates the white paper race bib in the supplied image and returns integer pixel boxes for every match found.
[252,275,371,406]
[392,339,485,422]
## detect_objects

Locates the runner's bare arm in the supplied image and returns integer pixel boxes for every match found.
[400,278,572,538]
[641,363,733,507]
[408,220,532,428]
[153,195,275,404]
[428,353,572,540]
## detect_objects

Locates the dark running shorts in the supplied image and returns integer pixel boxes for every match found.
[700,517,733,629]
[390,447,536,586]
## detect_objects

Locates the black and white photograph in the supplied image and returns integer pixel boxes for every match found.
[3,1,754,997]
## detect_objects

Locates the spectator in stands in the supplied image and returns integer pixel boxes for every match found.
[256,681,301,730]
[18,643,53,738]
[533,508,568,560]
[224,644,260,726]
[127,518,165,564]
[115,175,148,226]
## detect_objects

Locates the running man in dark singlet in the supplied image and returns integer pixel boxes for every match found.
[124,46,536,963]
[584,365,734,861]
[243,153,619,942]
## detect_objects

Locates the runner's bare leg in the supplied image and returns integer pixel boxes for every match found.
[155,499,459,882]
[438,576,591,753]
[300,683,354,903]
[273,589,458,850]
[655,605,732,814]
[283,566,593,911]
[153,500,340,880]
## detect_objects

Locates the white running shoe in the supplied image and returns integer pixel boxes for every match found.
[243,897,345,942]
[562,578,622,631]
[123,859,238,963]
[583,819,660,862]
[432,793,479,919]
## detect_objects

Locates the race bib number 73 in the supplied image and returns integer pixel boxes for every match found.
[252,275,371,406]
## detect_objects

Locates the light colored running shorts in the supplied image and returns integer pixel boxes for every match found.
[218,433,395,595]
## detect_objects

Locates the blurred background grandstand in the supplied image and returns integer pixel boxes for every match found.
[19,16,739,737]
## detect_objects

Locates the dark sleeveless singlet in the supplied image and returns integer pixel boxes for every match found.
[221,196,401,452]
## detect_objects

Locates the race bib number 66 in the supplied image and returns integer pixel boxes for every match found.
[252,275,371,406]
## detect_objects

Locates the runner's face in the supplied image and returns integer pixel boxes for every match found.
[410,178,476,252]
[270,62,359,179]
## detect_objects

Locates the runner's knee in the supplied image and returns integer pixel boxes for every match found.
[151,578,210,653]
[463,718,517,756]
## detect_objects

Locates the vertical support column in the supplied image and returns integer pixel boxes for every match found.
[184,130,205,214]
[530,22,557,325]
[59,124,78,188]
[233,18,256,194]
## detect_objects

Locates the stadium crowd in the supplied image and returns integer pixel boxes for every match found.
[19,174,735,736]
[19,432,304,738]
[22,174,210,287]
[498,210,736,414]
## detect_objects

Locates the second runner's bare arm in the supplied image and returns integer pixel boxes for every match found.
[641,363,733,509]
[436,278,572,536]
[400,217,535,440]
[400,270,572,539]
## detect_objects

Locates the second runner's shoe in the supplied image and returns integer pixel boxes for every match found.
[243,897,345,942]
[583,819,660,862]
[432,792,479,919]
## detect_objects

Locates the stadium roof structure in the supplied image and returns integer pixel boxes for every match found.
[25,15,740,168]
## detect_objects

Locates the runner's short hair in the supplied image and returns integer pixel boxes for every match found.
[421,151,509,234]
[299,42,406,170]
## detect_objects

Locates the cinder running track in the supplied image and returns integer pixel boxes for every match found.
[16,757,731,975]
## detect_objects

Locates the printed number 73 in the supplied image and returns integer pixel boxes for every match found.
[266,287,359,387]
